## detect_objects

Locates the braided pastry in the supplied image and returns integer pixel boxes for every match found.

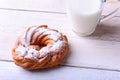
[12,25,69,70]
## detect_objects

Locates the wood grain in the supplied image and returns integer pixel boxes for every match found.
[1,31,120,71]
[1,61,120,80]
[0,0,66,13]
[0,9,120,42]
[0,7,120,71]
[1,1,120,79]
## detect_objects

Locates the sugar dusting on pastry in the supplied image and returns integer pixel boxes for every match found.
[12,25,69,70]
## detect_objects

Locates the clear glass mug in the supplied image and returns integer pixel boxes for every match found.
[66,0,105,36]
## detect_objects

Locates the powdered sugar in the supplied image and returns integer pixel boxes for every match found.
[31,28,62,43]
[50,41,65,51]
[15,46,39,60]
[43,30,61,41]
[24,48,39,60]
[29,49,39,57]
[31,28,48,43]
[16,26,67,61]
[26,26,38,45]
[15,45,27,56]
[39,47,50,58]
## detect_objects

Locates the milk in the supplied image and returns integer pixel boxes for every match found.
[67,0,102,36]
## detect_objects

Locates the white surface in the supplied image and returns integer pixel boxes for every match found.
[0,0,120,79]
[0,61,120,80]
[0,7,120,71]
[0,0,66,13]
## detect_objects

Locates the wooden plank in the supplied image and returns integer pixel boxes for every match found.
[0,9,67,61]
[1,9,120,71]
[0,9,66,33]
[1,32,120,71]
[0,0,66,13]
[0,9,120,42]
[0,0,118,14]
[1,61,120,80]
[63,38,120,71]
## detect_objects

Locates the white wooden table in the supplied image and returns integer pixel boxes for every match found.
[1,0,120,80]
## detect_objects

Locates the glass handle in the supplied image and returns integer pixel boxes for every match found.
[102,0,106,2]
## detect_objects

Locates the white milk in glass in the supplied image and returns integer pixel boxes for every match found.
[67,0,102,36]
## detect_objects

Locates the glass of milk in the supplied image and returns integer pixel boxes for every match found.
[66,0,104,36]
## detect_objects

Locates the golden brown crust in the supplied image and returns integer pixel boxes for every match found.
[12,25,69,70]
